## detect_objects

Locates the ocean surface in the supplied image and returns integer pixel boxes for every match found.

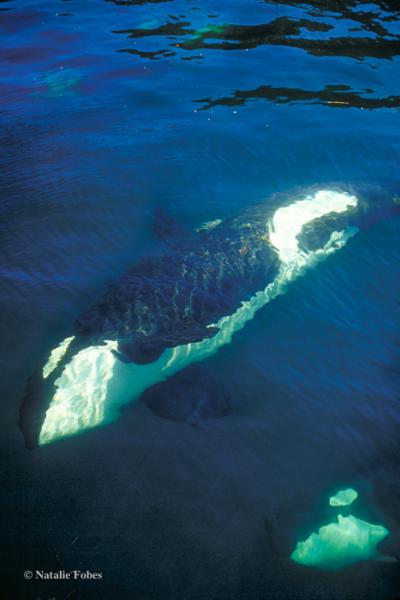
[1,0,399,598]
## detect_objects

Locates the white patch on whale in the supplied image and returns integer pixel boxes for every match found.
[42,336,75,379]
[269,189,358,263]
[195,219,223,232]
[39,190,359,446]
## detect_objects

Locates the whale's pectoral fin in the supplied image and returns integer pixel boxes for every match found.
[141,364,232,424]
[152,207,193,248]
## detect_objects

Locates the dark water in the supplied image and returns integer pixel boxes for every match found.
[1,0,400,598]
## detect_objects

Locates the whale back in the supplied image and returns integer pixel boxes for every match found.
[74,205,279,363]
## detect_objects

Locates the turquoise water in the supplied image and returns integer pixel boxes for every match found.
[1,1,399,598]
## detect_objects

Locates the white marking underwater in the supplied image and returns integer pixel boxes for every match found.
[291,514,389,570]
[269,189,357,263]
[291,488,392,570]
[329,488,358,507]
[42,336,75,379]
[195,219,223,232]
[39,190,359,446]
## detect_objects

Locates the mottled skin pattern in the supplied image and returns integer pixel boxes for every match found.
[74,205,279,363]
[19,204,279,447]
[19,184,399,446]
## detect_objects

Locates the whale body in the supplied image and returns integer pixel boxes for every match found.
[19,185,393,448]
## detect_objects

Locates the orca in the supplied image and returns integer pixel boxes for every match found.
[19,184,398,448]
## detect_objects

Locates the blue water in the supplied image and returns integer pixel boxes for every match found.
[1,0,400,598]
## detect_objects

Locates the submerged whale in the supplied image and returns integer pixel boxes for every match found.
[19,185,396,448]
